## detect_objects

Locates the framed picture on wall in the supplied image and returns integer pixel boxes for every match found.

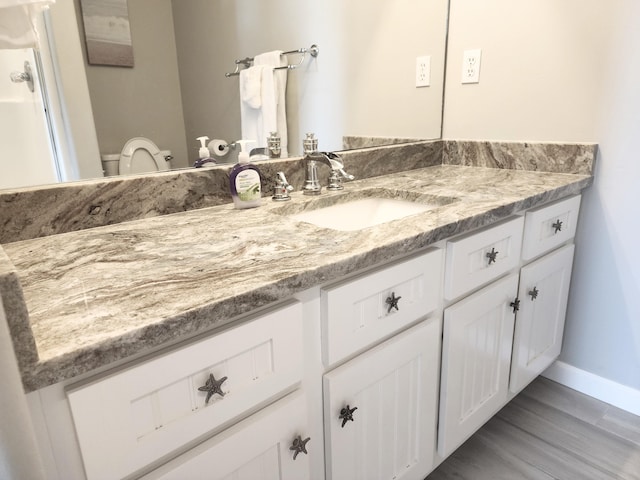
[80,0,134,67]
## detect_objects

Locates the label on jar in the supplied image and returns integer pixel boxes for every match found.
[235,169,261,201]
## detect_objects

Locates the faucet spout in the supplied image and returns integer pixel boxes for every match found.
[302,151,354,195]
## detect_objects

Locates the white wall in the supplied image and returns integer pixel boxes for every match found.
[444,1,640,392]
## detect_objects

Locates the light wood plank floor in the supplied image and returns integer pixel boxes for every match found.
[428,377,640,480]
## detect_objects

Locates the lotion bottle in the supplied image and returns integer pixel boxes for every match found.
[229,140,262,209]
[194,136,217,168]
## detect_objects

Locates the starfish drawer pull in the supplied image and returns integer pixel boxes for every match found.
[486,247,499,265]
[198,373,227,404]
[289,435,311,460]
[552,220,563,233]
[339,405,358,428]
[385,292,402,314]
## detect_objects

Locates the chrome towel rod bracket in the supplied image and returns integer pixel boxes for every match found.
[225,44,319,77]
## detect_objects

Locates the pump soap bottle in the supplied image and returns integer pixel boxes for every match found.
[194,136,217,168]
[229,140,262,209]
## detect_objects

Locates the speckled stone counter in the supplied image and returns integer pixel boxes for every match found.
[2,161,593,392]
[0,140,595,244]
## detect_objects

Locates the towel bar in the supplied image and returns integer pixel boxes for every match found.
[225,44,319,77]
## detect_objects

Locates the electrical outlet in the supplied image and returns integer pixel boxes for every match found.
[415,55,431,87]
[461,49,481,84]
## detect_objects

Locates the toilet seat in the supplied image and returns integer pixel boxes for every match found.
[118,137,169,174]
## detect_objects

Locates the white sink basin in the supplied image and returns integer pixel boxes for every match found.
[288,194,451,231]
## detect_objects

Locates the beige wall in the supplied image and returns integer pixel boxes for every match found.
[79,0,189,167]
[172,0,448,158]
[443,1,611,142]
[443,0,640,393]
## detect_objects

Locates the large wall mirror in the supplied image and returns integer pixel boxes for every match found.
[1,0,449,190]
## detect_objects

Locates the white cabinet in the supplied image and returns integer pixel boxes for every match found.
[323,319,441,480]
[321,249,444,480]
[438,195,580,459]
[32,194,582,480]
[438,274,519,457]
[141,391,312,480]
[510,244,575,393]
[67,302,303,480]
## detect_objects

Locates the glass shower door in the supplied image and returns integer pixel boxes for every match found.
[1,47,59,189]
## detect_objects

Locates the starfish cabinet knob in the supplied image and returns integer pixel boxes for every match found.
[552,220,563,233]
[385,292,402,314]
[289,435,311,460]
[339,405,358,428]
[510,298,521,314]
[198,373,228,404]
[529,286,539,300]
[486,247,499,265]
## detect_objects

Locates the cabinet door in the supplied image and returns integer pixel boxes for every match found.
[323,319,441,480]
[510,244,575,393]
[438,274,518,457]
[142,392,311,480]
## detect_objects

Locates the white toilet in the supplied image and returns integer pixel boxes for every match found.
[101,137,172,176]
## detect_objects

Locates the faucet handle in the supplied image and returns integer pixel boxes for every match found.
[336,168,355,181]
[324,152,354,191]
[303,133,318,155]
[327,168,355,191]
[272,171,294,201]
[267,132,281,158]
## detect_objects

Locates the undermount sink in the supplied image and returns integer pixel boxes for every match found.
[276,188,457,231]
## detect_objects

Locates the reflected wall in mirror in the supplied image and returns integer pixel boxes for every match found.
[1,0,449,190]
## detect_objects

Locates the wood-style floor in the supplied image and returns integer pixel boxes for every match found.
[428,377,640,480]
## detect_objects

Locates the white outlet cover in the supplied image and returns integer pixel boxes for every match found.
[462,49,481,84]
[416,55,431,87]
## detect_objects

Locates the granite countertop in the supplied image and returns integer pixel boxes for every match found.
[2,164,592,391]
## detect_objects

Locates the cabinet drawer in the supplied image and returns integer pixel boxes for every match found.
[321,248,443,367]
[444,216,524,301]
[67,301,303,480]
[522,195,581,261]
[142,391,311,480]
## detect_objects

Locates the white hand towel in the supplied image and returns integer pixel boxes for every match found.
[239,65,277,150]
[0,0,54,49]
[240,65,263,109]
[254,51,288,157]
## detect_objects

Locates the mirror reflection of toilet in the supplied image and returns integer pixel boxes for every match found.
[100,137,172,176]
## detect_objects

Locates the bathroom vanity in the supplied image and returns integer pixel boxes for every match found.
[0,141,594,479]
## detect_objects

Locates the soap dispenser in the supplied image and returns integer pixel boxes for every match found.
[229,140,262,209]
[194,136,217,168]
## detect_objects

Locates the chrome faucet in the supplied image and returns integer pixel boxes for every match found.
[303,151,355,195]
[302,134,354,195]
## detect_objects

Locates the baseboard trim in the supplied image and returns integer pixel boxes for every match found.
[543,361,640,416]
